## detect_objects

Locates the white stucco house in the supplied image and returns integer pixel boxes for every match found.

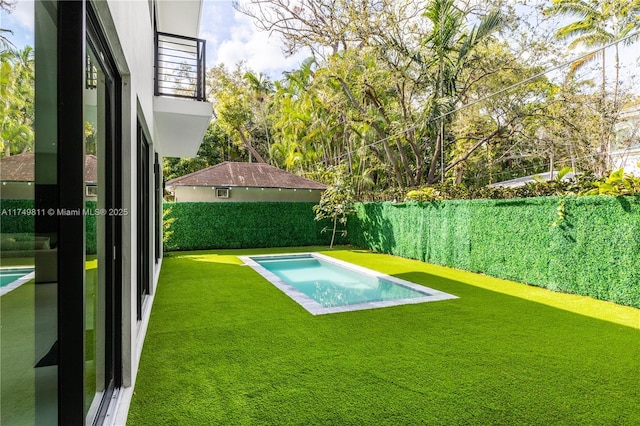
[166,162,327,202]
[611,106,640,176]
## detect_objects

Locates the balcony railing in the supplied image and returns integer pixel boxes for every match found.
[154,32,206,101]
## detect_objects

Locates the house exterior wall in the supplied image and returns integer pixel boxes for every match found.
[0,182,34,199]
[0,182,98,200]
[173,186,324,202]
[98,2,164,424]
[610,148,640,176]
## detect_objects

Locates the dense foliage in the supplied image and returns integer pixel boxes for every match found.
[1,46,34,156]
[3,1,639,199]
[403,166,640,201]
[348,196,640,308]
[165,0,640,197]
[0,199,33,233]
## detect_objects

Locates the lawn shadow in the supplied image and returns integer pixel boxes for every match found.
[333,247,639,329]
[392,269,640,331]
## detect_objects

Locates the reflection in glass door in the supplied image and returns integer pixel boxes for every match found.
[0,0,58,423]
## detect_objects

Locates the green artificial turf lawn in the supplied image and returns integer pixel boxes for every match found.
[128,247,640,425]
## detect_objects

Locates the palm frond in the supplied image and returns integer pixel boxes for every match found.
[566,51,600,78]
[546,0,597,19]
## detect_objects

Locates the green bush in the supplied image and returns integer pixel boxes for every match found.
[163,202,344,250]
[349,196,640,308]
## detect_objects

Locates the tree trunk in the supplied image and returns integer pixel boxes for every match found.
[333,75,405,188]
[426,129,442,184]
[330,215,337,249]
[598,53,607,176]
[235,126,266,163]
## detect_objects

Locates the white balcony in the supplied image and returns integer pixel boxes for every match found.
[153,96,212,158]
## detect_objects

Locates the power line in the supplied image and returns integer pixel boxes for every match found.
[464,151,601,183]
[322,30,640,165]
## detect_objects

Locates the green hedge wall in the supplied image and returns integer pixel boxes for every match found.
[163,202,344,250]
[0,199,35,233]
[349,196,640,308]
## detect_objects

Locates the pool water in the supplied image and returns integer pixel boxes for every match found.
[1,267,35,296]
[240,253,457,315]
[1,267,35,288]
[256,257,427,306]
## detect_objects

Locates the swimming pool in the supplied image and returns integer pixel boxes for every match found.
[0,267,35,296]
[239,253,457,315]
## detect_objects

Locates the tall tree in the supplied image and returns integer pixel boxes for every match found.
[207,63,267,162]
[243,71,275,156]
[422,0,504,183]
[0,0,16,50]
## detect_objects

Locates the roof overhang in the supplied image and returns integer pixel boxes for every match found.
[153,96,212,158]
[155,0,203,38]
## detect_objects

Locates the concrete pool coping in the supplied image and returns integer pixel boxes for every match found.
[238,253,458,315]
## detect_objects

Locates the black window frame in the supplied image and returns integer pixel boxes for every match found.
[137,123,150,320]
[56,2,123,423]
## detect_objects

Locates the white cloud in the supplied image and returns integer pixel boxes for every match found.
[211,8,311,79]
[11,0,35,31]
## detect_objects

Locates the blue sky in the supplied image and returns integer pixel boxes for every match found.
[1,0,310,80]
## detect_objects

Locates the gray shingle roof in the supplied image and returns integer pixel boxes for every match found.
[165,162,326,190]
[0,152,98,183]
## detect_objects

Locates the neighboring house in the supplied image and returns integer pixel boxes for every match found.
[166,162,327,202]
[0,152,98,199]
[610,106,640,176]
[610,147,640,176]
[488,171,576,188]
[0,2,211,425]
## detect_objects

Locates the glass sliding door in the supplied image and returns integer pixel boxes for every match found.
[84,7,121,424]
[0,0,59,423]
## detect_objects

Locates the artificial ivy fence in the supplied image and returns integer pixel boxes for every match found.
[1,199,97,254]
[163,202,343,250]
[0,199,35,234]
[348,196,640,308]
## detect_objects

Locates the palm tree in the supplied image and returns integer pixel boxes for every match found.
[270,58,325,171]
[422,0,504,183]
[243,71,275,155]
[545,0,640,174]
